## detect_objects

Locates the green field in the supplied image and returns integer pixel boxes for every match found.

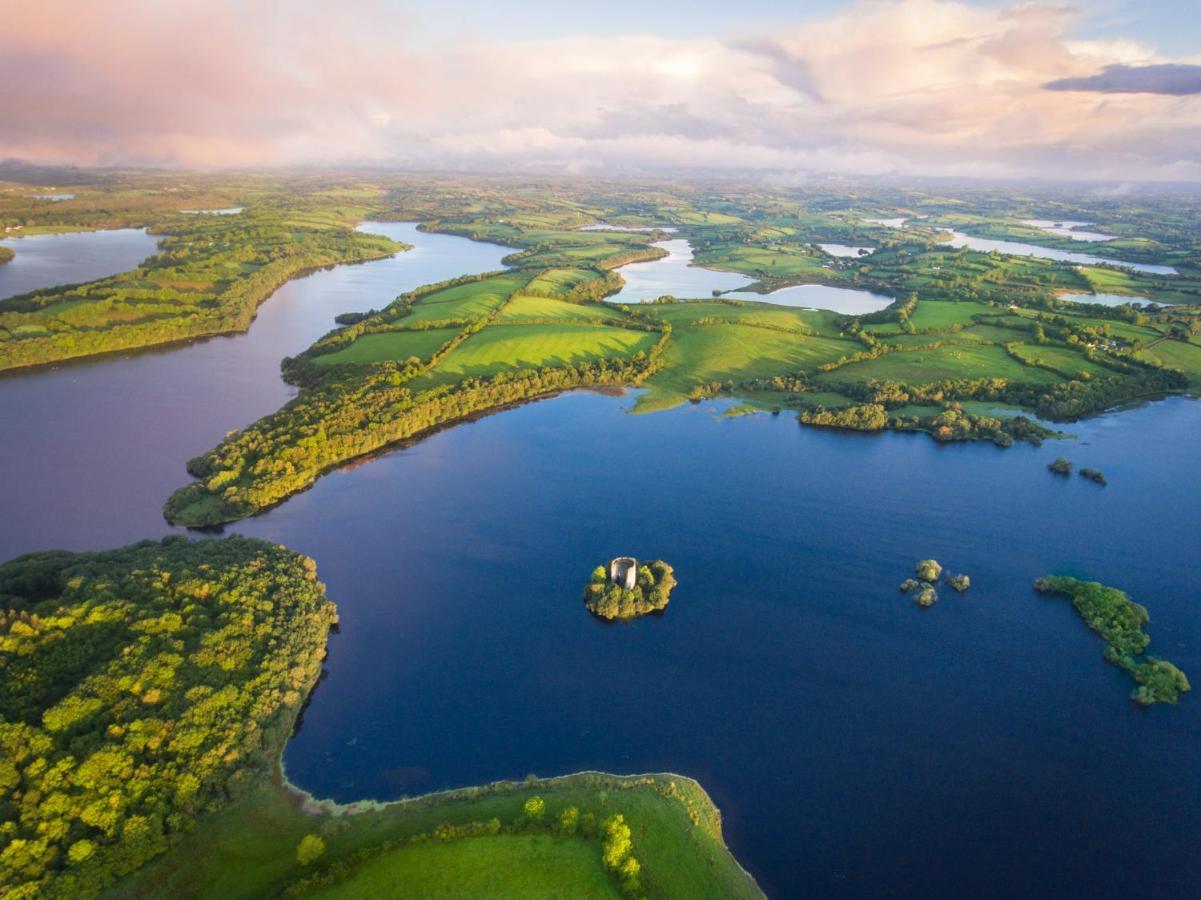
[906,300,994,330]
[314,328,458,366]
[499,293,623,322]
[639,320,858,409]
[403,272,528,324]
[823,342,1062,385]
[418,323,658,385]
[310,836,621,899]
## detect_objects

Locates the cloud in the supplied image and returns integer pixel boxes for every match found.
[1044,63,1201,95]
[1,0,1199,181]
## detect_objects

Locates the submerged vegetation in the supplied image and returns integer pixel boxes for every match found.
[1034,576,1190,706]
[584,561,677,621]
[0,538,757,898]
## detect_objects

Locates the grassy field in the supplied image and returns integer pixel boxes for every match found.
[418,323,659,386]
[402,272,528,324]
[639,320,858,409]
[1137,338,1201,385]
[905,299,994,330]
[499,293,624,322]
[310,836,621,899]
[822,342,1063,385]
[117,773,760,900]
[313,328,458,366]
[1006,342,1116,379]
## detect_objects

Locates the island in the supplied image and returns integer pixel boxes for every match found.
[0,537,756,899]
[584,558,677,621]
[0,246,13,265]
[1034,575,1190,705]
[900,559,969,606]
[1048,456,1073,475]
[1079,466,1107,485]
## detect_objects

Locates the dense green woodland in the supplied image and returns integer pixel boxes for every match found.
[0,537,336,898]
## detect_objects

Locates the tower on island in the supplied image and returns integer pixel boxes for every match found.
[609,557,637,590]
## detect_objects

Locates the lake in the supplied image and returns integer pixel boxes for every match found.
[1023,219,1115,242]
[2,225,1199,897]
[0,227,160,300]
[608,238,894,314]
[944,230,1177,276]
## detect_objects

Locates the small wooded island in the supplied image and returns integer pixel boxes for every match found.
[585,558,676,620]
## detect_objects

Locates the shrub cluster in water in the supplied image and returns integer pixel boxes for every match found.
[900,559,970,607]
[1034,576,1189,706]
[584,561,676,621]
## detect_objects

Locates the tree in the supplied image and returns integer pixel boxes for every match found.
[523,796,545,821]
[296,834,326,866]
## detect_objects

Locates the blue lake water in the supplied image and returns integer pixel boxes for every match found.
[1,223,1199,897]
[609,238,894,313]
[0,228,160,300]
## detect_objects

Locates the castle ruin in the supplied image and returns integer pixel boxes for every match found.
[609,557,637,590]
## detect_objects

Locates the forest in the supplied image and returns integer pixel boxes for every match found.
[0,536,336,897]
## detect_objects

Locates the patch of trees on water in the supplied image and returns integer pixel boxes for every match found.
[0,247,13,265]
[0,536,336,897]
[1034,576,1190,706]
[900,559,969,607]
[584,561,676,621]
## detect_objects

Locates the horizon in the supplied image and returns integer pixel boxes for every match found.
[4,0,1200,182]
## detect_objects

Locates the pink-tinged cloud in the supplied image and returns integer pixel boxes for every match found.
[2,0,1199,180]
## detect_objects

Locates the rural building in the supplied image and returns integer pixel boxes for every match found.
[609,557,637,590]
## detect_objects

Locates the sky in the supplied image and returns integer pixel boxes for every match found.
[2,0,1200,181]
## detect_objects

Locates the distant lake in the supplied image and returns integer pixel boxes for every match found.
[31,193,74,201]
[180,207,244,215]
[578,223,676,232]
[2,221,1199,897]
[608,238,893,314]
[1060,292,1164,308]
[820,243,874,258]
[944,230,1176,276]
[0,228,160,300]
[1023,219,1115,242]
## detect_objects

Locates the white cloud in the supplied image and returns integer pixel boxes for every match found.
[1,0,1199,180]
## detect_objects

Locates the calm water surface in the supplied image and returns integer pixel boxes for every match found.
[2,227,1199,898]
[0,223,509,556]
[945,230,1177,276]
[1023,219,1115,242]
[0,228,160,299]
[609,238,893,313]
